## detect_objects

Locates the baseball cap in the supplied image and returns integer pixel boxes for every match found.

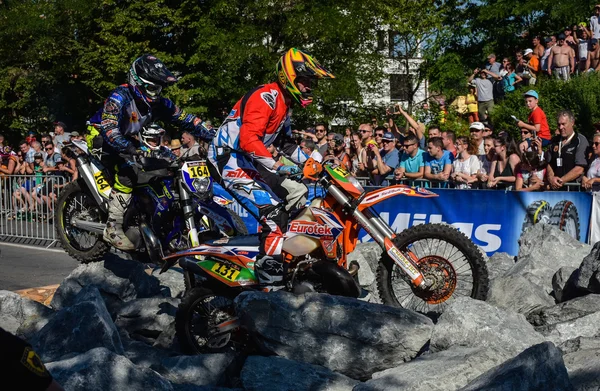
[592,38,599,45]
[544,37,553,43]
[483,122,494,132]
[54,121,67,130]
[523,90,539,99]
[332,133,344,144]
[70,131,80,137]
[56,158,66,165]
[523,48,533,55]
[558,33,566,40]
[382,131,395,141]
[469,122,485,131]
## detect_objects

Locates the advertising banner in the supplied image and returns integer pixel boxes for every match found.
[230,188,593,257]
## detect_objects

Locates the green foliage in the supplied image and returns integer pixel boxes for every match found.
[491,74,600,141]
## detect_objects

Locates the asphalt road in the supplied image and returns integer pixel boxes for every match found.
[0,243,80,291]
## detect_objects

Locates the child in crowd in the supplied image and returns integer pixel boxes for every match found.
[515,151,547,191]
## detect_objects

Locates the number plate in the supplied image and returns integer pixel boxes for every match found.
[186,162,210,178]
[211,261,240,281]
[333,166,349,178]
[93,171,111,197]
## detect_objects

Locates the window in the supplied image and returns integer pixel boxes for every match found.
[390,74,412,101]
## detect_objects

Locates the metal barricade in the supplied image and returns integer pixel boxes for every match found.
[0,174,67,246]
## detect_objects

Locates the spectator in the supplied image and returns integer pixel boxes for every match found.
[19,140,35,163]
[43,142,61,170]
[300,138,323,163]
[532,36,545,58]
[515,51,526,83]
[0,146,17,176]
[170,139,182,158]
[466,83,479,123]
[373,126,385,149]
[343,127,352,151]
[501,62,523,93]
[424,137,453,184]
[451,136,481,189]
[587,38,600,71]
[574,25,592,72]
[476,135,496,186]
[60,150,78,181]
[469,122,486,155]
[350,131,366,177]
[69,131,83,142]
[427,125,441,139]
[488,134,521,190]
[546,110,589,190]
[583,133,600,190]
[40,134,59,154]
[564,26,578,53]
[162,133,172,147]
[395,106,426,148]
[540,37,554,73]
[26,131,36,146]
[523,49,540,85]
[52,121,71,150]
[482,122,494,138]
[591,5,600,39]
[368,131,399,186]
[548,34,575,80]
[515,151,547,191]
[31,141,45,160]
[315,123,329,156]
[181,131,200,157]
[517,90,552,149]
[442,131,457,158]
[485,54,502,77]
[49,158,73,204]
[394,134,425,182]
[0,133,4,147]
[358,123,377,172]
[11,150,35,221]
[467,68,495,122]
[323,133,351,171]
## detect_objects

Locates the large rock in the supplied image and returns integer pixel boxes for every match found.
[119,328,174,369]
[552,266,580,303]
[536,311,600,346]
[114,297,179,341]
[46,347,174,391]
[0,290,54,338]
[33,286,123,362]
[510,224,591,294]
[235,291,433,380]
[347,242,383,303]
[459,342,572,391]
[50,255,161,312]
[153,354,236,387]
[486,275,554,315]
[430,297,545,356]
[526,294,600,327]
[355,347,514,391]
[573,241,600,294]
[561,341,600,391]
[151,267,186,299]
[487,252,515,280]
[241,355,359,391]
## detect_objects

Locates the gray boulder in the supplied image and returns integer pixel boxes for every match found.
[561,341,600,391]
[153,353,236,387]
[120,328,175,369]
[241,355,359,391]
[355,347,514,391]
[347,242,383,303]
[50,256,161,312]
[487,252,515,280]
[33,286,123,362]
[573,241,600,294]
[235,291,433,380]
[114,297,179,341]
[430,297,545,356]
[459,342,572,391]
[46,347,174,391]
[0,290,54,338]
[486,275,554,315]
[526,294,600,327]
[558,336,600,354]
[510,224,591,294]
[552,266,580,303]
[151,267,187,298]
[536,311,600,346]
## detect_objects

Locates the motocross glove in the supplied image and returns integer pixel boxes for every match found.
[193,122,216,141]
[277,164,301,176]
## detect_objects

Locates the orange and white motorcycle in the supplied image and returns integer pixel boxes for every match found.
[161,158,489,354]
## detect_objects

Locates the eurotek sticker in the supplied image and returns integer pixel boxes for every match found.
[288,221,333,237]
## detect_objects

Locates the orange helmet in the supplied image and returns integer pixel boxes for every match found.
[276,48,335,108]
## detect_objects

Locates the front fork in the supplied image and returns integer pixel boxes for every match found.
[326,185,426,288]
[179,180,201,248]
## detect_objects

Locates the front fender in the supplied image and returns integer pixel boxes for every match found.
[358,184,437,210]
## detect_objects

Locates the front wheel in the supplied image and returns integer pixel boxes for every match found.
[54,181,110,263]
[175,287,241,354]
[377,223,489,318]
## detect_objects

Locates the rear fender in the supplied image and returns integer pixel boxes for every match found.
[358,185,437,211]
[310,261,360,298]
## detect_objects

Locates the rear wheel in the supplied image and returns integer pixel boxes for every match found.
[377,223,489,318]
[54,181,109,263]
[175,287,240,354]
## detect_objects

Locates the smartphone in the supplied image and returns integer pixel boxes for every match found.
[511,115,520,123]
[532,129,537,139]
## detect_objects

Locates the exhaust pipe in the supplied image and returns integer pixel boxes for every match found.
[140,222,163,265]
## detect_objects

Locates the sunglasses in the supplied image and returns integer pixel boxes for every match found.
[361,130,371,134]
[521,130,530,134]
[402,143,415,147]
[375,134,384,137]
[594,142,600,147]
[315,129,326,133]
[382,140,395,143]
[469,129,482,132]
[45,147,53,151]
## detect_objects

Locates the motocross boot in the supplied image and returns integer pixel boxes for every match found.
[103,190,136,251]
[255,254,285,291]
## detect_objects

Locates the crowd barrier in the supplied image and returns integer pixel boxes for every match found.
[0,173,594,255]
[0,174,67,246]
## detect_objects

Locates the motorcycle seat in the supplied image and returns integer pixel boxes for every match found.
[207,234,261,247]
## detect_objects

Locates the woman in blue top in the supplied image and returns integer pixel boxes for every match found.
[502,62,522,93]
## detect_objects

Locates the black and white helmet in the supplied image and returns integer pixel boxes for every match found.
[129,54,177,103]
[141,124,165,150]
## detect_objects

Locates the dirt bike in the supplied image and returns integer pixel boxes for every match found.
[160,158,489,354]
[54,140,246,264]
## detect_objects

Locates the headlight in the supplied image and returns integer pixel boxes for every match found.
[348,175,365,194]
[192,177,211,194]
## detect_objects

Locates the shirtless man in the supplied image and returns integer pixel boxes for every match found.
[532,36,545,58]
[548,34,575,80]
[588,38,600,71]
